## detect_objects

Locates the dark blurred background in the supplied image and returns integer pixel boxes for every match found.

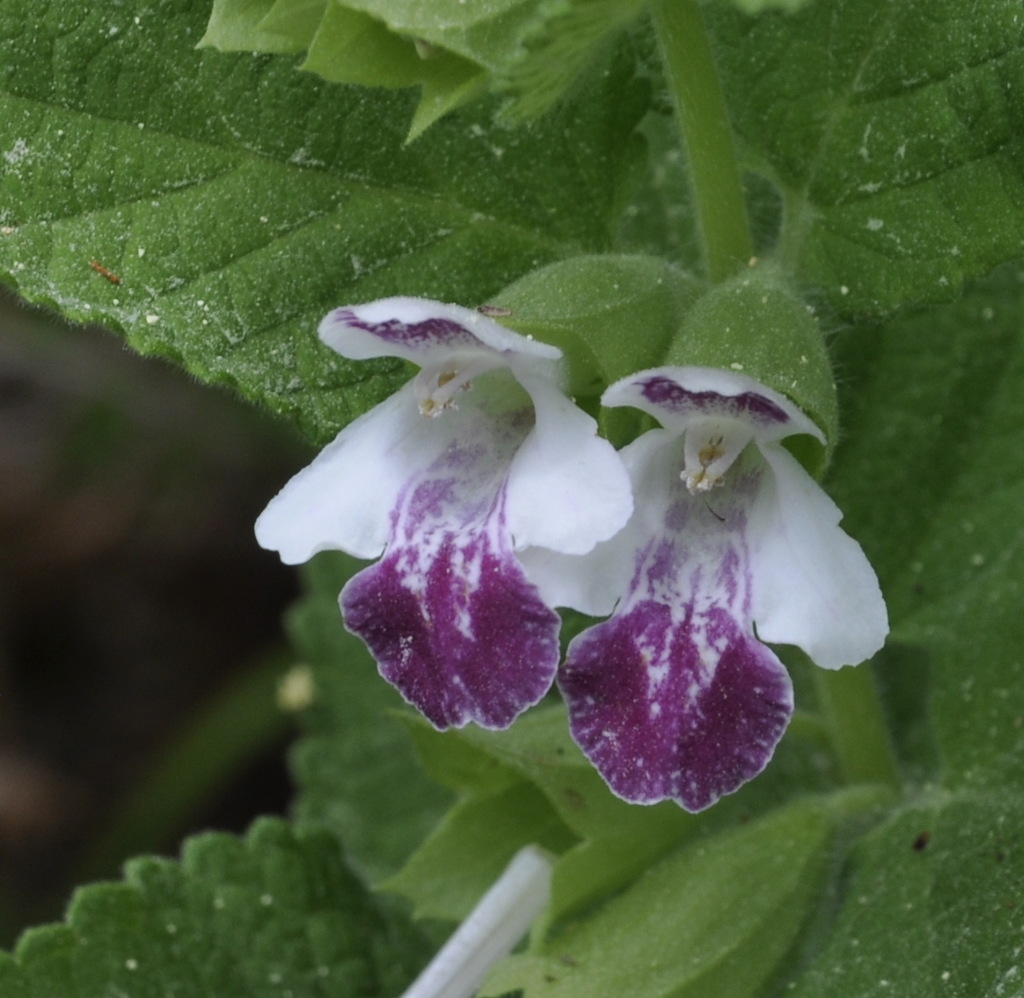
[0,286,310,946]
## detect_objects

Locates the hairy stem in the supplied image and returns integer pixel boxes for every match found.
[652,0,753,282]
[813,664,902,791]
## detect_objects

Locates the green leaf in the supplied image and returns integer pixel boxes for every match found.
[393,708,695,924]
[0,818,430,998]
[287,553,453,882]
[710,0,1024,315]
[399,704,842,927]
[0,0,647,445]
[382,782,577,922]
[786,793,1024,997]
[456,707,689,843]
[482,795,845,998]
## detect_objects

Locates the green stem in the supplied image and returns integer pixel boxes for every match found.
[812,665,902,791]
[652,0,753,283]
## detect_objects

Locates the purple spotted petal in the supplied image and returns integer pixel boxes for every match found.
[559,601,792,811]
[341,421,560,730]
[558,447,793,811]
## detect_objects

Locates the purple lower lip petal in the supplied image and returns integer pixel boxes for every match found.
[343,519,560,730]
[559,599,793,811]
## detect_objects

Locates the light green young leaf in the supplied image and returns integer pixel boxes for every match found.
[497,0,650,120]
[296,4,487,141]
[299,3,484,97]
[0,818,431,998]
[287,553,452,882]
[710,0,1024,315]
[482,795,844,998]
[0,0,646,445]
[261,0,329,49]
[329,0,541,71]
[213,0,650,129]
[200,0,301,52]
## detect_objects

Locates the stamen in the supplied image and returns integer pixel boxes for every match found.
[681,423,751,494]
[417,366,473,417]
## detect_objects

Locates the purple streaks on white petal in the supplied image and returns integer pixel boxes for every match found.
[334,309,479,351]
[341,422,559,730]
[639,376,790,425]
[319,297,561,364]
[603,366,824,445]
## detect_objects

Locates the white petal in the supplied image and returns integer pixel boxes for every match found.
[518,430,672,616]
[748,445,888,668]
[504,372,633,556]
[254,384,450,563]
[319,297,560,365]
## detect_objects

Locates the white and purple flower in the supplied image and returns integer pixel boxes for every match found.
[255,297,633,730]
[554,366,888,812]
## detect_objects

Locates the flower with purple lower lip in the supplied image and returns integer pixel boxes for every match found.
[255,297,633,731]
[552,366,888,812]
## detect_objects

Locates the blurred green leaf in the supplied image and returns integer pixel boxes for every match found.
[714,0,817,10]
[786,794,1024,997]
[711,0,1024,315]
[0,819,431,998]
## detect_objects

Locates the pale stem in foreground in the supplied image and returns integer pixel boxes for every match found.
[399,845,554,998]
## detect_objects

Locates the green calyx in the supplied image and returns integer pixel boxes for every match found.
[492,254,704,400]
[663,261,839,474]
